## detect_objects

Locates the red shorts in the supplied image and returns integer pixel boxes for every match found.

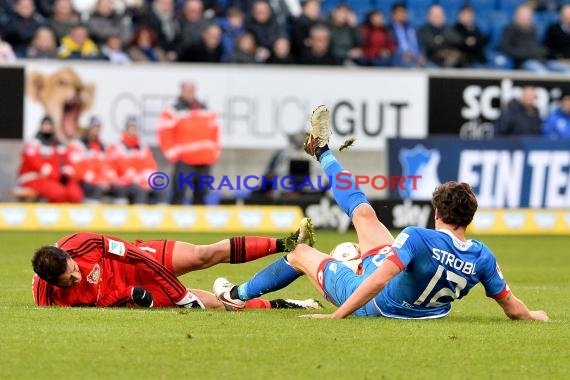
[134,240,176,273]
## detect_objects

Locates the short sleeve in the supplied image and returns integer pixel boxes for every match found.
[481,254,510,299]
[389,227,419,270]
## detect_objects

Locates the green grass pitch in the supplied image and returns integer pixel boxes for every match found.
[0,230,568,379]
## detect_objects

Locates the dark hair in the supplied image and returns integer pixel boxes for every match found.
[432,182,478,228]
[364,10,383,27]
[131,26,159,47]
[391,2,407,12]
[32,246,70,284]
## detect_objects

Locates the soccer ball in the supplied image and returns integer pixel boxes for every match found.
[330,242,362,274]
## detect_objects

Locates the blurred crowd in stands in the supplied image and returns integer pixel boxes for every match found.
[0,0,570,71]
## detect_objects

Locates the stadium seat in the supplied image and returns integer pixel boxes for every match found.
[498,0,526,13]
[470,0,497,14]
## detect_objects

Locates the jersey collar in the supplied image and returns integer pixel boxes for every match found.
[437,228,473,251]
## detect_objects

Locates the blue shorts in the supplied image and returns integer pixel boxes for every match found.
[317,250,387,317]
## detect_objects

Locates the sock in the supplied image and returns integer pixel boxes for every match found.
[244,298,271,309]
[319,150,369,218]
[236,256,302,300]
[315,144,330,161]
[229,237,283,263]
[269,299,303,309]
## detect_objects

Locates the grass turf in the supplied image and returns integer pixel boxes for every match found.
[0,231,568,379]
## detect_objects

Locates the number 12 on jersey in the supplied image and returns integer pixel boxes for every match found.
[414,265,467,307]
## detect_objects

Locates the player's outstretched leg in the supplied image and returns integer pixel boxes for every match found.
[244,298,322,310]
[171,225,314,276]
[305,105,394,252]
[213,218,315,311]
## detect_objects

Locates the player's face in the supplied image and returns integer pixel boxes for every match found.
[56,259,82,288]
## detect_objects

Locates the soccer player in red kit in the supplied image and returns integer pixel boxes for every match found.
[32,221,318,310]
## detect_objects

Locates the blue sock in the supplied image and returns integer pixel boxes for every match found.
[237,257,301,300]
[319,150,369,218]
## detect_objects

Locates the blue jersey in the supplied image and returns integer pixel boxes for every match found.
[372,227,509,319]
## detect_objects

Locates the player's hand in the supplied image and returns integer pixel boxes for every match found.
[177,291,205,309]
[131,286,154,308]
[529,310,549,322]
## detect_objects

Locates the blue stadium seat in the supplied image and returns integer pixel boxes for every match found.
[469,0,497,15]
[407,0,433,25]
[439,0,464,18]
[497,0,526,13]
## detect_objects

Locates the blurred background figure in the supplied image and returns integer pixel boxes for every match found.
[1,0,44,57]
[360,10,395,67]
[177,23,222,62]
[87,0,132,46]
[26,27,58,58]
[299,24,340,65]
[128,26,168,62]
[58,23,101,60]
[142,0,179,60]
[289,0,322,60]
[496,87,542,136]
[17,116,83,203]
[101,34,131,64]
[453,5,490,68]
[77,116,127,203]
[390,2,424,67]
[498,5,548,72]
[266,36,293,64]
[48,0,80,42]
[328,3,362,64]
[227,31,258,63]
[218,7,246,62]
[245,0,284,62]
[0,36,16,62]
[160,81,220,205]
[543,92,570,139]
[418,4,464,68]
[543,4,570,71]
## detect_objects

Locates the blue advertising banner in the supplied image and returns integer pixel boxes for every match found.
[388,138,570,208]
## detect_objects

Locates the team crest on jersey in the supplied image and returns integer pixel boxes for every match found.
[108,239,126,256]
[87,264,100,284]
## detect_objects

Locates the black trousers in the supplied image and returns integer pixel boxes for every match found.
[170,161,212,205]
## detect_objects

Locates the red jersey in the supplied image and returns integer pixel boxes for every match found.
[32,232,188,307]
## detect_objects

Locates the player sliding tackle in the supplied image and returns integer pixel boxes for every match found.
[214,105,548,321]
[31,230,320,310]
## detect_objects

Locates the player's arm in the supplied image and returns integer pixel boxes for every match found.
[495,293,548,321]
[103,237,203,308]
[97,286,154,308]
[329,259,401,319]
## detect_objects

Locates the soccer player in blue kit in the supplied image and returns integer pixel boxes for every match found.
[214,105,548,321]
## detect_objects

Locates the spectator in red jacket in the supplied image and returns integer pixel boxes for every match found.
[360,10,396,67]
[17,116,83,203]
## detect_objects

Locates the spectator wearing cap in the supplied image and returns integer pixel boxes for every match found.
[58,23,101,59]
[390,2,425,68]
[543,92,570,139]
[495,87,542,136]
[107,117,169,204]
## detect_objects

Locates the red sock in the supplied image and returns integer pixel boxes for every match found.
[244,298,271,309]
[230,236,282,263]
